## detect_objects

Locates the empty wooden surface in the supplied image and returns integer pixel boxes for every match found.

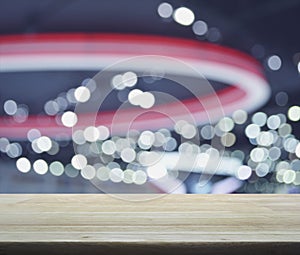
[0,194,299,255]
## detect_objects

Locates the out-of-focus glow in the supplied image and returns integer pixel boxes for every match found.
[33,159,48,175]
[257,131,274,146]
[236,165,252,180]
[49,161,64,176]
[295,143,300,158]
[122,71,138,87]
[200,125,215,140]
[36,136,52,152]
[123,169,135,184]
[96,166,110,181]
[83,126,99,142]
[192,20,208,35]
[138,131,155,149]
[6,143,22,158]
[44,100,59,115]
[97,125,110,140]
[218,117,234,132]
[120,148,136,163]
[4,100,17,115]
[245,124,260,139]
[288,106,300,121]
[128,89,143,106]
[283,169,296,184]
[250,147,268,162]
[102,140,116,155]
[109,168,124,183]
[27,129,41,142]
[133,170,147,185]
[65,164,79,178]
[140,92,155,109]
[180,123,197,139]
[298,62,300,73]
[173,7,195,26]
[221,133,236,147]
[255,163,269,177]
[0,138,9,153]
[157,2,173,18]
[267,115,281,130]
[232,109,247,124]
[252,112,267,127]
[267,55,282,71]
[71,154,87,170]
[72,130,86,145]
[61,111,78,127]
[16,157,31,173]
[275,91,288,106]
[74,86,91,103]
[147,163,167,179]
[81,165,96,180]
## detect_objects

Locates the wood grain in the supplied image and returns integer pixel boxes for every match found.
[0,194,299,255]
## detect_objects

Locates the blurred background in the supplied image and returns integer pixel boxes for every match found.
[0,0,300,194]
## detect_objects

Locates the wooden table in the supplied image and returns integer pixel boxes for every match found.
[0,194,299,254]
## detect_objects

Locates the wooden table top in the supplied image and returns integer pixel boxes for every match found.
[0,194,299,255]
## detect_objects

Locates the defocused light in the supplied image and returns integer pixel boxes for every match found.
[139,92,155,109]
[122,71,138,87]
[120,147,136,163]
[36,136,52,152]
[133,170,147,185]
[163,137,177,151]
[255,163,269,177]
[157,2,173,18]
[33,159,48,175]
[72,130,86,145]
[74,86,91,103]
[275,91,288,106]
[123,169,135,184]
[269,146,281,161]
[83,126,99,142]
[283,169,296,184]
[221,132,236,147]
[250,147,268,162]
[180,123,197,139]
[267,115,281,130]
[207,27,222,42]
[138,131,155,149]
[173,7,195,26]
[64,164,79,178]
[245,124,260,139]
[4,100,17,115]
[27,129,41,142]
[81,165,96,180]
[288,106,300,121]
[109,168,124,183]
[200,125,215,140]
[71,154,87,170]
[257,131,274,146]
[218,117,234,132]
[97,125,110,140]
[295,143,300,158]
[236,165,252,180]
[13,106,28,123]
[267,55,282,71]
[252,112,267,127]
[0,138,9,152]
[44,100,59,115]
[16,157,31,173]
[192,20,208,35]
[49,161,64,176]
[102,140,116,155]
[6,143,22,158]
[147,163,167,179]
[298,62,300,73]
[61,111,78,127]
[128,89,143,106]
[232,109,247,124]
[96,166,110,181]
